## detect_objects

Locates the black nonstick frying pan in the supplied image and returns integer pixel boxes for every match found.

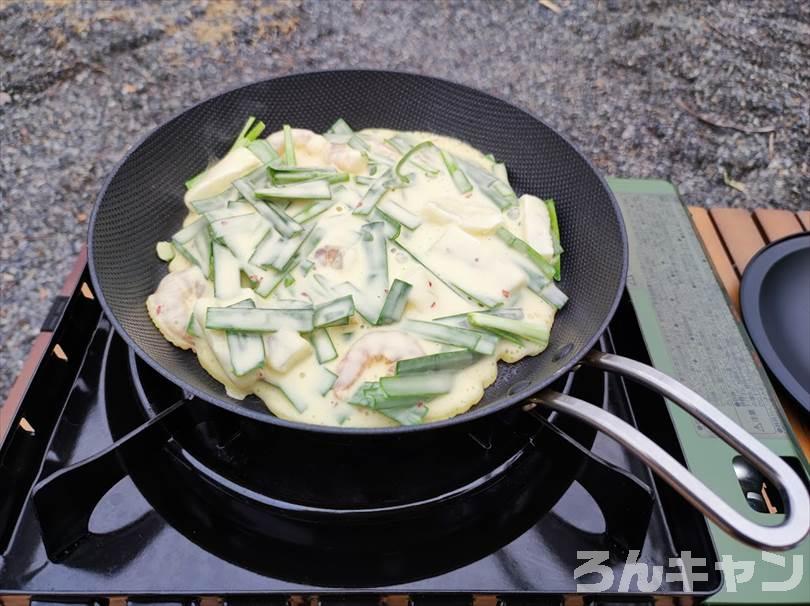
[85,71,807,550]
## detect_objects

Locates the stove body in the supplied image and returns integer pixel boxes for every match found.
[0,263,720,604]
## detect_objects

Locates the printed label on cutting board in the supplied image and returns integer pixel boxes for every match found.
[615,189,785,438]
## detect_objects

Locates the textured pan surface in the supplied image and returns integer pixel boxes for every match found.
[89,70,627,433]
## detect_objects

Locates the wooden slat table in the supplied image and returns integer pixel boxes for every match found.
[688,206,810,460]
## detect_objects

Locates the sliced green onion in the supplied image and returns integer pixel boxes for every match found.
[353,169,393,215]
[230,116,266,152]
[439,149,472,194]
[395,141,435,183]
[313,295,355,328]
[396,350,477,375]
[377,198,422,230]
[546,199,562,280]
[212,242,241,299]
[401,319,496,355]
[248,139,280,164]
[377,279,412,325]
[309,328,337,363]
[283,124,296,166]
[380,373,454,398]
[468,312,550,345]
[255,181,332,201]
[206,306,314,332]
[495,227,556,280]
[272,170,348,185]
[457,157,517,209]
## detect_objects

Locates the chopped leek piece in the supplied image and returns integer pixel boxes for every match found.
[352,169,393,215]
[313,295,355,328]
[439,149,472,194]
[401,319,496,355]
[546,199,562,280]
[248,139,280,164]
[468,312,550,345]
[206,306,314,332]
[230,116,266,153]
[377,279,412,325]
[396,350,477,375]
[212,242,241,299]
[495,227,556,280]
[457,157,517,208]
[309,328,337,363]
[282,124,295,166]
[255,181,332,200]
[380,373,454,397]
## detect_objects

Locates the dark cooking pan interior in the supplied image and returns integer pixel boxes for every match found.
[89,70,627,432]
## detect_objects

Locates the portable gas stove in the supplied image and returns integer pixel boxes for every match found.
[0,180,807,604]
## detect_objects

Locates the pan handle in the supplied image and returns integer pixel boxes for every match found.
[528,350,810,551]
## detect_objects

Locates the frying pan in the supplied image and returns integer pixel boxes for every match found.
[87,70,808,551]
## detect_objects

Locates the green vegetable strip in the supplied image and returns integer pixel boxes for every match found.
[313,295,355,328]
[206,306,314,332]
[468,312,550,345]
[191,191,231,214]
[327,118,353,135]
[185,116,265,190]
[225,299,265,376]
[433,310,524,346]
[495,227,556,280]
[309,328,337,363]
[401,319,495,355]
[457,157,517,209]
[283,124,296,166]
[377,198,422,230]
[230,116,266,152]
[493,162,509,184]
[396,350,477,375]
[272,170,349,185]
[234,178,303,237]
[362,222,388,288]
[248,139,280,164]
[395,140,437,183]
[380,373,454,397]
[439,149,472,194]
[171,218,212,278]
[348,382,425,411]
[353,169,393,215]
[546,199,562,280]
[255,181,332,200]
[381,404,428,426]
[292,197,337,223]
[212,242,241,299]
[386,136,439,176]
[377,279,412,325]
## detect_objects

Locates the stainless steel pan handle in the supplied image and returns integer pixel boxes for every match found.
[528,350,810,551]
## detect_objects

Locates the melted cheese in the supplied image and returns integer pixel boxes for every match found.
[149,128,559,427]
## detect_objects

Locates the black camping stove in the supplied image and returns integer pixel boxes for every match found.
[0,265,720,603]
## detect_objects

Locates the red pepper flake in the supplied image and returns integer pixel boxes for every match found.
[430,301,437,309]
[502,289,511,298]
[428,280,433,287]
[155,304,162,315]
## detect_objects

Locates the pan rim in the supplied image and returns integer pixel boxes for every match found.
[88,68,629,436]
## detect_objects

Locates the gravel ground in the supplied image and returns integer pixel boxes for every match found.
[1,0,808,400]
